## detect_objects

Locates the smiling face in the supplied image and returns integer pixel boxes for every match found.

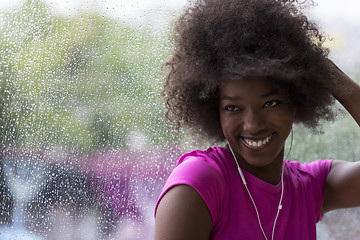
[219,77,293,181]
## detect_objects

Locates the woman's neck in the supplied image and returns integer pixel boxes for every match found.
[226,145,285,185]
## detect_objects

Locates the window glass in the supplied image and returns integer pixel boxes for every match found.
[0,0,359,239]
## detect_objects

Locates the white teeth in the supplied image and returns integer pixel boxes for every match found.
[243,135,272,148]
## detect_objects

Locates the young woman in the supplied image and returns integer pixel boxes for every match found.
[154,0,360,239]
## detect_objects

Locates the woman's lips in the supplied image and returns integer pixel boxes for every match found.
[241,133,274,148]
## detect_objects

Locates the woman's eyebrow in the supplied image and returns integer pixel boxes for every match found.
[219,96,240,101]
[220,90,279,101]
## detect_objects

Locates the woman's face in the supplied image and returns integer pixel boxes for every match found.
[219,77,293,173]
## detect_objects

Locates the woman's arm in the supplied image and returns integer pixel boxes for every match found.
[154,185,212,240]
[322,61,360,213]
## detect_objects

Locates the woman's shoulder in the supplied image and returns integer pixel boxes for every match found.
[176,146,233,176]
[285,159,333,186]
[178,146,231,165]
[155,146,230,224]
[163,146,231,199]
[285,159,333,174]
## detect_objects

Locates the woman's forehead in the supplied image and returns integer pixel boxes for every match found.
[220,77,275,90]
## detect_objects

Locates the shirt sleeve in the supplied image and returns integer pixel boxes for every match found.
[300,159,333,222]
[154,156,225,226]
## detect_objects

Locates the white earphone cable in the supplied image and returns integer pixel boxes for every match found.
[228,130,292,240]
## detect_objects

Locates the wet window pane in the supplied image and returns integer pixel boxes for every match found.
[0,0,359,239]
[0,0,187,239]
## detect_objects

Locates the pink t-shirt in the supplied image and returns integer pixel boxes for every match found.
[155,147,332,240]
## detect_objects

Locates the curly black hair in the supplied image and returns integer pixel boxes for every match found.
[162,0,336,142]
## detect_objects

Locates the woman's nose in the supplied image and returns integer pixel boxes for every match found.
[242,109,265,134]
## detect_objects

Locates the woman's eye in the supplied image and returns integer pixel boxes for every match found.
[263,100,279,108]
[224,106,240,111]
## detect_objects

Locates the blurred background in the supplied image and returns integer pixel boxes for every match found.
[0,0,359,239]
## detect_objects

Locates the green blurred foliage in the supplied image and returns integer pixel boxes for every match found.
[0,0,178,152]
[288,107,360,163]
